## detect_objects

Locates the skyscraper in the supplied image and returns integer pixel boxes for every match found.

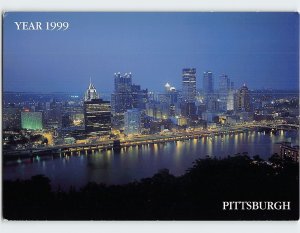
[114,72,132,93]
[236,84,251,112]
[182,68,197,103]
[203,71,213,95]
[219,74,230,93]
[219,74,231,112]
[203,71,218,112]
[227,90,235,111]
[83,80,111,136]
[169,87,178,104]
[131,84,148,110]
[181,69,197,118]
[111,72,133,114]
[84,78,99,101]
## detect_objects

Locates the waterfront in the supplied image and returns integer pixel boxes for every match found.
[3,130,298,190]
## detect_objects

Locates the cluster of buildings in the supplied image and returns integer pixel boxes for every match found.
[3,68,298,148]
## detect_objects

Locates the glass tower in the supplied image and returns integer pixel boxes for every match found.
[182,68,196,103]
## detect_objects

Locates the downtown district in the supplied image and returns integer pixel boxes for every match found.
[3,68,299,161]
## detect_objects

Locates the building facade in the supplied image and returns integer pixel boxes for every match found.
[84,99,111,136]
[83,80,111,136]
[84,78,99,101]
[21,111,43,130]
[203,71,214,96]
[111,72,133,114]
[219,74,231,112]
[236,84,251,112]
[124,109,141,135]
[182,68,197,103]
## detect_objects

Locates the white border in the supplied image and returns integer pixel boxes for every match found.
[0,1,299,233]
[0,0,299,11]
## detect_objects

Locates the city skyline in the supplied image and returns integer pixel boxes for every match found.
[4,12,299,92]
[3,12,299,221]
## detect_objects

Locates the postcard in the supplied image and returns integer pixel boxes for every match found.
[2,12,299,220]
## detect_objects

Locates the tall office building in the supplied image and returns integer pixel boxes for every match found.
[219,74,230,93]
[182,68,197,103]
[155,83,178,118]
[124,109,141,135]
[159,83,178,105]
[227,90,235,111]
[111,72,133,114]
[114,72,132,93]
[83,80,111,136]
[236,84,251,112]
[131,84,148,110]
[219,74,231,112]
[84,78,99,101]
[168,86,178,117]
[203,71,219,112]
[203,71,214,95]
[181,69,197,118]
[169,87,178,105]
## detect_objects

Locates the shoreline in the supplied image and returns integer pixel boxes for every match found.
[3,128,298,162]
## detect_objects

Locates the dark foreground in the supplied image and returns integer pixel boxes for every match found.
[3,154,299,220]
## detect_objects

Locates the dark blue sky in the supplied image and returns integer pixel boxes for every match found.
[3,12,299,93]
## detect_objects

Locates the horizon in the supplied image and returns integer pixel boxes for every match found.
[3,87,300,94]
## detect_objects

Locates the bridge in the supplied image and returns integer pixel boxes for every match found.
[250,123,299,130]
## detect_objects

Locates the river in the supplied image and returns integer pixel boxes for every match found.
[3,130,299,190]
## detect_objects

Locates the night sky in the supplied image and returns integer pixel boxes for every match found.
[3,12,299,93]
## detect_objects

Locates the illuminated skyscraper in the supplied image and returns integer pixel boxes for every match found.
[84,78,99,101]
[181,69,197,118]
[131,84,148,110]
[236,84,251,112]
[111,72,133,114]
[114,72,132,93]
[219,74,231,112]
[203,71,218,112]
[203,71,214,95]
[182,68,196,103]
[83,80,111,136]
[169,87,178,105]
[84,99,111,136]
[159,83,178,107]
[219,74,230,93]
[227,90,235,111]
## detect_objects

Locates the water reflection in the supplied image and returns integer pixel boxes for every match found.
[3,130,299,190]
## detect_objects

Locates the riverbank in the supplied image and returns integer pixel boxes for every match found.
[4,126,294,162]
